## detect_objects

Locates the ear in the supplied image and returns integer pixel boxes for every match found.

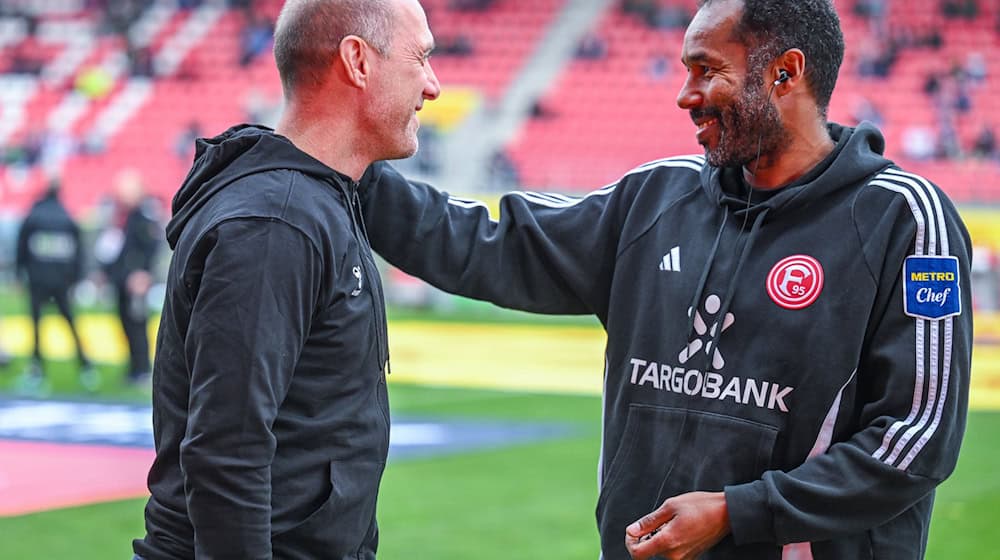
[772,48,806,94]
[339,35,372,89]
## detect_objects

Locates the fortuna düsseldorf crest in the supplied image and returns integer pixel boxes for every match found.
[766,255,824,310]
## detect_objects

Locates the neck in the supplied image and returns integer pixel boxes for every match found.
[743,119,835,190]
[275,98,371,181]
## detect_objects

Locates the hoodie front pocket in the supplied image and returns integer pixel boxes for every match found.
[596,404,777,557]
[272,459,385,558]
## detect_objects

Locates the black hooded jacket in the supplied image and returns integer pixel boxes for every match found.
[134,125,390,560]
[359,122,972,559]
[16,191,83,289]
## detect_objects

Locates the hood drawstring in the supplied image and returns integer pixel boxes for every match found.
[685,211,729,342]
[702,207,770,373]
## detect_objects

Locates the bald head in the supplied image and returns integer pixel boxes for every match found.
[274,0,395,95]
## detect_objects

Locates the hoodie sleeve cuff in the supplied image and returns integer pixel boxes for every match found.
[725,480,773,545]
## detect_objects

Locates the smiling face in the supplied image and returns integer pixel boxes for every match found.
[676,0,788,168]
[363,0,441,161]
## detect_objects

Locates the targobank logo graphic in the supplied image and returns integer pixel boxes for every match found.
[628,294,793,412]
[679,294,733,369]
[767,255,824,310]
[903,256,961,320]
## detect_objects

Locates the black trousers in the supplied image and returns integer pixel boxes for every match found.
[115,282,150,378]
[28,283,89,367]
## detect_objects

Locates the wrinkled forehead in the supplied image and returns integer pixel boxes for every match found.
[682,0,747,60]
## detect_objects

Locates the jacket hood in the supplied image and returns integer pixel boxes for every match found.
[700,121,893,217]
[166,124,350,248]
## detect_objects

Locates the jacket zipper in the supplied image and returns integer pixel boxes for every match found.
[347,181,391,379]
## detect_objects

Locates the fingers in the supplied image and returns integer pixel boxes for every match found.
[626,505,672,539]
[625,524,666,560]
[625,502,674,560]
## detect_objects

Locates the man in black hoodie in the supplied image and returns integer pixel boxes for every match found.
[15,179,97,394]
[132,0,440,558]
[358,0,972,558]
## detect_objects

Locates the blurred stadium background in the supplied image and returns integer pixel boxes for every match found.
[1,0,999,557]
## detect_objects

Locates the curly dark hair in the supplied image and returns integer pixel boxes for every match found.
[699,0,845,118]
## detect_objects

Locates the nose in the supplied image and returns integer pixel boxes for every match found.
[676,75,702,111]
[424,61,441,101]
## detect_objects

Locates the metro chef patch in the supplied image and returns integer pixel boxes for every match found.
[903,256,961,320]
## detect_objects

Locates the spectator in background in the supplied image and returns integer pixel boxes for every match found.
[923,70,942,97]
[450,0,495,10]
[972,123,997,159]
[647,51,671,80]
[942,0,978,19]
[850,94,883,126]
[94,170,161,386]
[438,33,474,56]
[965,51,987,84]
[622,0,660,27]
[652,5,691,30]
[10,39,44,75]
[856,36,897,78]
[853,0,886,32]
[902,125,937,160]
[173,121,202,161]
[128,46,155,78]
[239,12,274,67]
[487,148,519,190]
[415,123,443,174]
[575,32,608,60]
[15,179,99,395]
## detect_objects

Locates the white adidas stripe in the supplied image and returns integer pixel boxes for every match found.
[509,156,705,209]
[868,168,955,471]
[886,169,955,471]
[445,155,705,211]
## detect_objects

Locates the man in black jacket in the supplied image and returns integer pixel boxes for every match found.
[132,0,440,558]
[358,0,972,558]
[96,170,161,385]
[15,179,97,394]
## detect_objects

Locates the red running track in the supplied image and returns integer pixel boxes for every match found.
[0,439,153,517]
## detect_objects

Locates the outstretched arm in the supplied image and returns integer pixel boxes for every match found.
[359,162,635,319]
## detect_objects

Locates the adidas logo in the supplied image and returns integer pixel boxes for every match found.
[659,246,681,272]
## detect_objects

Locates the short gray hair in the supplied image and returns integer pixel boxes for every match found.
[274,0,395,94]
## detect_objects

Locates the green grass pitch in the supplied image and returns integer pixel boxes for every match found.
[0,381,996,559]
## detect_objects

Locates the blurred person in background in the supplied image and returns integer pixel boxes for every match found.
[95,170,161,386]
[359,0,972,558]
[132,0,439,558]
[15,178,98,395]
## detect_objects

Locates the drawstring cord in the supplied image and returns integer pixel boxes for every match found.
[702,207,770,373]
[685,211,730,341]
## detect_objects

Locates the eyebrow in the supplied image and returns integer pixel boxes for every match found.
[681,50,718,66]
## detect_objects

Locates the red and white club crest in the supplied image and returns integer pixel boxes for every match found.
[766,255,824,310]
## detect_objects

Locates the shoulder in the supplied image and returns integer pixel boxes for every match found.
[616,154,706,212]
[619,154,706,185]
[225,170,351,249]
[515,155,706,209]
[857,166,958,229]
[854,165,968,258]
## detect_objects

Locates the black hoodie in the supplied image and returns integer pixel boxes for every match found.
[16,191,83,289]
[135,125,390,560]
[359,122,972,559]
